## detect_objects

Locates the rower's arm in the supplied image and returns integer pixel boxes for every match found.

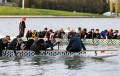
[13,42,17,56]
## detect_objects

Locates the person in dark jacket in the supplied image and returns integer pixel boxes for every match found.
[0,38,9,56]
[19,17,26,37]
[24,39,34,50]
[66,31,86,52]
[8,35,25,56]
[30,39,47,55]
[8,35,23,50]
[45,38,60,50]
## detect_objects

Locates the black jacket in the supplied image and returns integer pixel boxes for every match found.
[66,35,86,52]
[0,41,8,56]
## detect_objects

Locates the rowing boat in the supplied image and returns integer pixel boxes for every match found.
[2,50,118,58]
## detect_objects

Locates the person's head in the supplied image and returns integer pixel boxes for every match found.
[105,30,108,32]
[51,33,54,38]
[16,35,21,38]
[108,28,113,33]
[2,38,8,44]
[6,35,10,41]
[60,28,64,32]
[83,28,87,32]
[67,27,71,31]
[16,35,21,42]
[78,27,81,31]
[96,29,99,33]
[69,31,75,36]
[44,27,48,31]
[49,29,53,33]
[22,17,26,21]
[91,29,94,32]
[114,30,119,33]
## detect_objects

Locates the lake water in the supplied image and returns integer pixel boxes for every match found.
[0,45,120,76]
[0,18,120,76]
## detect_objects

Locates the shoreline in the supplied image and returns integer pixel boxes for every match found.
[0,15,114,18]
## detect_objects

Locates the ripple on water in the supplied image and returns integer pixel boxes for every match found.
[0,45,120,76]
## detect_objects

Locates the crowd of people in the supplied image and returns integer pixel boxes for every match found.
[0,30,87,56]
[25,27,120,40]
[0,35,61,56]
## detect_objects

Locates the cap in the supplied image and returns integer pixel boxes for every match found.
[22,17,26,21]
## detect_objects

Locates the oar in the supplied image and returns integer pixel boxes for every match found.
[3,47,8,56]
[13,49,17,56]
[20,45,26,52]
[57,38,61,50]
[106,36,113,45]
[92,33,95,45]
[13,44,26,56]
[58,43,59,50]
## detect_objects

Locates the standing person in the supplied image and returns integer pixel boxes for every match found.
[66,31,86,52]
[19,17,26,37]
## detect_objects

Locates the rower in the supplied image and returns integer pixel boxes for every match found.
[45,38,60,50]
[30,39,47,55]
[7,35,25,56]
[66,31,86,52]
[0,36,9,56]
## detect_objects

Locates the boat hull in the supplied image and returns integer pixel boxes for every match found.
[2,50,118,58]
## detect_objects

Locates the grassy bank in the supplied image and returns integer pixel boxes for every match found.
[0,6,108,17]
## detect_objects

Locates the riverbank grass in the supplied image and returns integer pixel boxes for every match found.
[0,6,107,17]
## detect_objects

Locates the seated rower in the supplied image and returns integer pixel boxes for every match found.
[0,36,9,56]
[24,36,38,50]
[66,31,86,52]
[8,35,24,50]
[30,39,47,55]
[45,38,60,50]
[8,35,25,56]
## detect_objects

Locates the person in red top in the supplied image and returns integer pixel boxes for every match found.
[19,17,26,37]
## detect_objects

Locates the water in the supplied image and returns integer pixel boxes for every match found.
[0,18,120,76]
[0,45,120,76]
[0,18,120,37]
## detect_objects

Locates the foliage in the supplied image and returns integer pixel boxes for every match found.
[0,6,107,17]
[8,0,109,14]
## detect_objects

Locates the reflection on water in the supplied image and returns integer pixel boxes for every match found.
[64,56,85,70]
[31,56,55,65]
